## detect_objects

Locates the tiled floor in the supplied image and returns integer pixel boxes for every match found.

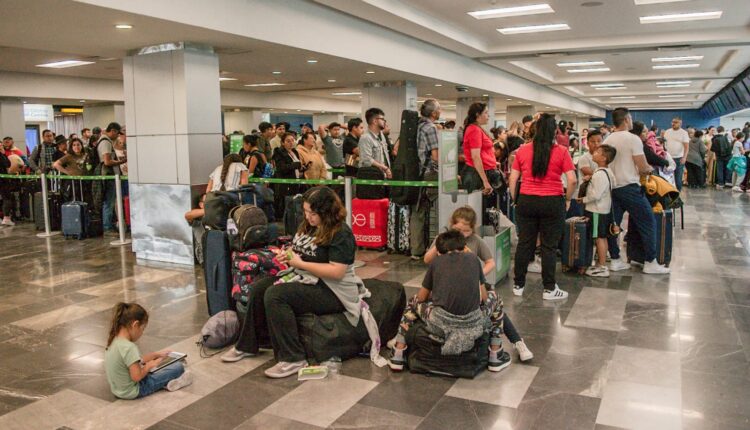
[0,187,749,429]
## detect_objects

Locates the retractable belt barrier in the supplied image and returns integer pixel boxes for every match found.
[0,173,130,245]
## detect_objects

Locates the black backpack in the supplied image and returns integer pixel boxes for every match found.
[713,135,732,159]
[203,192,240,230]
[390,110,421,205]
[405,321,490,379]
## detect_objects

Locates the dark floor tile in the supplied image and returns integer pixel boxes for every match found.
[525,349,612,399]
[682,369,750,429]
[69,374,118,403]
[729,304,750,332]
[416,396,516,430]
[617,301,679,351]
[341,356,391,382]
[359,372,455,417]
[515,390,600,430]
[146,419,199,430]
[681,341,750,377]
[330,404,422,430]
[679,313,741,346]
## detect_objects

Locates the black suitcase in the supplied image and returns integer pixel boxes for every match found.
[62,181,90,240]
[561,216,594,273]
[297,279,405,364]
[387,201,410,254]
[283,194,304,235]
[34,191,62,231]
[405,321,490,379]
[203,230,234,316]
[390,110,421,205]
[626,211,673,267]
[355,166,387,200]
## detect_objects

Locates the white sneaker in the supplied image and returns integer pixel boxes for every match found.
[1,218,14,226]
[716,185,723,190]
[585,265,610,278]
[527,256,542,274]
[732,186,743,193]
[643,259,670,274]
[166,370,193,391]
[220,347,254,362]
[512,285,524,296]
[543,285,568,301]
[629,260,644,268]
[514,340,534,362]
[264,360,308,378]
[609,258,630,272]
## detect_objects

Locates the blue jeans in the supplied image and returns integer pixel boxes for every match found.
[716,158,731,186]
[102,180,117,231]
[137,362,185,398]
[607,184,656,262]
[673,160,684,191]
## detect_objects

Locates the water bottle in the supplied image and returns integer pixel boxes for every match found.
[323,356,342,375]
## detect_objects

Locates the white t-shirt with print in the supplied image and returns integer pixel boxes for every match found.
[607,131,645,188]
[208,162,248,191]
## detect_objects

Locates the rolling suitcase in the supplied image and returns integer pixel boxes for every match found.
[387,201,410,254]
[283,194,304,235]
[561,216,594,274]
[62,181,90,240]
[390,110,421,206]
[351,198,388,249]
[626,211,673,267]
[34,191,62,231]
[203,230,234,316]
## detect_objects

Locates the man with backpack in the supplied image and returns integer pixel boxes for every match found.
[409,99,441,260]
[98,122,126,233]
[711,126,732,188]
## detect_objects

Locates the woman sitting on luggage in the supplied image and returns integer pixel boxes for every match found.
[389,229,510,372]
[206,154,248,193]
[423,206,533,362]
[261,186,367,378]
[272,132,307,219]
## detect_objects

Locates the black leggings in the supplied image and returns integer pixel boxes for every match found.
[235,277,276,354]
[513,194,565,290]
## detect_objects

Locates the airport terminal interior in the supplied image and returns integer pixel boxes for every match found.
[1,1,750,429]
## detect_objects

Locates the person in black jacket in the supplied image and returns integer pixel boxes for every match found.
[272,132,309,218]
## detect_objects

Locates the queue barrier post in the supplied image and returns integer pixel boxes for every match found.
[36,173,60,238]
[344,176,353,228]
[110,174,131,247]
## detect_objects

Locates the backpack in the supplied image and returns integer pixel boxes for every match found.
[203,192,240,230]
[227,205,270,252]
[231,248,286,306]
[199,310,239,353]
[405,321,490,379]
[249,150,274,178]
[390,110,421,205]
[713,135,732,159]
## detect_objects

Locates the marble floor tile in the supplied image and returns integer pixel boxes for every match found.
[0,389,108,430]
[234,412,324,430]
[330,404,423,430]
[11,304,98,331]
[596,381,682,430]
[263,375,378,428]
[417,396,516,430]
[358,372,455,417]
[607,345,681,388]
[355,265,390,279]
[682,369,750,429]
[564,288,629,332]
[617,301,679,352]
[514,390,601,430]
[445,364,539,408]
[27,270,97,288]
[403,272,426,288]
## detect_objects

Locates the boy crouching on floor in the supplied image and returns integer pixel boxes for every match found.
[388,230,510,372]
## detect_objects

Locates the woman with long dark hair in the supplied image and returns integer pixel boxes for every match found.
[508,113,576,300]
[462,102,496,195]
[272,132,307,217]
[206,154,248,193]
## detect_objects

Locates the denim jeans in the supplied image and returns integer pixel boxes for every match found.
[102,180,117,231]
[673,160,684,191]
[136,361,185,398]
[716,158,731,186]
[607,184,656,262]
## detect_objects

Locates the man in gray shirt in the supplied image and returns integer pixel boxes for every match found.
[98,122,126,233]
[358,107,391,178]
[319,122,345,168]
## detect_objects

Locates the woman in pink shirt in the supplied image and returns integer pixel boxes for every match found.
[508,113,577,301]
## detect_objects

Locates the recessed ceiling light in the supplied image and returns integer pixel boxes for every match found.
[556,61,605,67]
[634,0,691,4]
[307,59,318,63]
[296,109,302,111]
[468,4,554,20]
[517,101,523,104]
[219,77,237,81]
[426,93,432,96]
[611,96,636,99]
[652,63,700,70]
[321,111,326,113]
[36,60,95,68]
[365,71,375,74]
[327,79,336,82]
[244,83,286,87]
[498,23,570,35]
[640,11,722,24]
[595,87,627,90]
[657,80,692,85]
[332,91,362,96]
[22,101,27,104]
[651,55,704,62]
[79,100,86,102]
[434,84,442,87]
[482,94,489,97]
[591,83,625,88]
[657,84,691,88]
[545,106,551,109]
[271,71,282,75]
[284,111,288,114]
[567,67,611,73]
[269,108,274,111]
[114,24,133,29]
[659,94,686,98]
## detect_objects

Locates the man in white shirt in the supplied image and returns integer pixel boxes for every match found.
[605,108,670,275]
[663,118,689,191]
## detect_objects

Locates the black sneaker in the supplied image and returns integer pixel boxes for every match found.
[388,348,406,371]
[488,350,511,372]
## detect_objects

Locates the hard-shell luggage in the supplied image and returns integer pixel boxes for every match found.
[405,321,490,379]
[203,230,234,316]
[283,194,304,235]
[387,201,411,254]
[626,211,673,267]
[297,279,405,364]
[62,181,90,240]
[355,166,387,200]
[390,110,421,206]
[34,191,62,231]
[123,196,130,226]
[561,216,594,274]
[352,198,388,249]
[236,184,275,221]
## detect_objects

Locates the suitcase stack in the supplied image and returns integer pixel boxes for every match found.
[387,202,410,254]
[352,198,388,250]
[561,216,594,274]
[203,229,234,316]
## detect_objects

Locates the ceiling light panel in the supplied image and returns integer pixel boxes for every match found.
[657,80,692,85]
[611,96,636,99]
[657,84,691,88]
[651,55,704,62]
[332,92,362,96]
[567,67,611,73]
[498,23,570,35]
[36,60,95,68]
[219,77,237,81]
[653,63,700,70]
[244,83,286,87]
[556,61,605,67]
[640,11,723,24]
[659,94,686,98]
[591,83,625,88]
[634,0,691,4]
[468,3,554,19]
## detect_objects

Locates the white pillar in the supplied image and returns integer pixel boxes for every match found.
[313,113,345,129]
[506,105,535,128]
[0,101,26,153]
[223,110,268,134]
[82,104,124,129]
[123,43,222,265]
[361,81,417,136]
[456,96,495,133]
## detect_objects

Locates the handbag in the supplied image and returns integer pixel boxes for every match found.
[345,153,358,167]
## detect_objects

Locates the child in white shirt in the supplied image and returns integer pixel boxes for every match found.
[731,132,746,191]
[578,145,617,278]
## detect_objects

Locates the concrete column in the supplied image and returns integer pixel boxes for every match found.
[456,96,495,132]
[361,81,417,136]
[223,110,269,134]
[313,113,345,129]
[82,103,124,129]
[506,105,535,128]
[0,101,26,153]
[123,43,222,265]
[577,117,590,131]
